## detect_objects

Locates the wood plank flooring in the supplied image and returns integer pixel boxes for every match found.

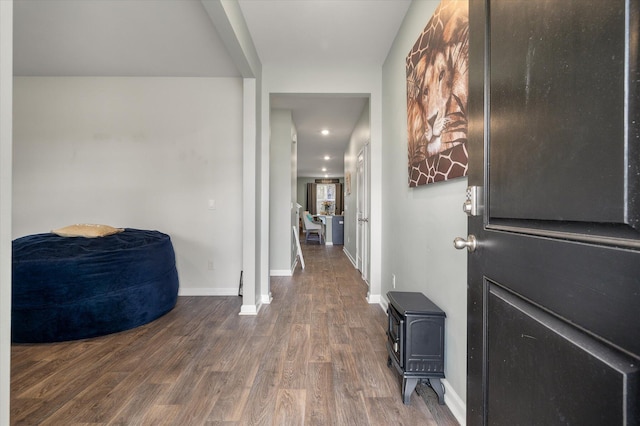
[11,242,458,425]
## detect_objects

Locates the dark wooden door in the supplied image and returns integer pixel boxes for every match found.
[467,0,640,424]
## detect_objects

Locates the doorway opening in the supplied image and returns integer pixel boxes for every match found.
[267,94,371,296]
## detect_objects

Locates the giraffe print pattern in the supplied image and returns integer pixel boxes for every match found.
[406,0,469,187]
[409,143,468,186]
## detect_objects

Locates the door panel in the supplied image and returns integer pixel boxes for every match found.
[487,283,637,426]
[356,151,364,271]
[484,231,640,356]
[356,145,370,282]
[488,0,634,226]
[467,0,640,424]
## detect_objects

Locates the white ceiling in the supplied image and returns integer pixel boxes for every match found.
[271,94,368,178]
[13,0,411,178]
[237,0,410,67]
[13,0,239,77]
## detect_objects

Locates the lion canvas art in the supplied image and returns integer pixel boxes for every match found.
[407,0,469,186]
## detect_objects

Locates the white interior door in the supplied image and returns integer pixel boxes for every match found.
[356,144,369,283]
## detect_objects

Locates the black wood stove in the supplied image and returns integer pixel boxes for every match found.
[386,291,446,405]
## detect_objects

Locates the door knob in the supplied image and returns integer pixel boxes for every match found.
[453,235,477,252]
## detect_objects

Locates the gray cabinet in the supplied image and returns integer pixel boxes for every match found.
[332,215,344,245]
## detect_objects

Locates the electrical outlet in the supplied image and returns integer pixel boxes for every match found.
[207,260,214,270]
[392,274,396,288]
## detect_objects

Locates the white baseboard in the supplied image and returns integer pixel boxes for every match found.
[270,269,293,277]
[343,247,357,267]
[367,293,381,304]
[239,304,258,315]
[442,378,466,425]
[378,297,389,313]
[261,293,272,305]
[178,288,239,296]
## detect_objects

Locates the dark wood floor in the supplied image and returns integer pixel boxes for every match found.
[11,242,458,425]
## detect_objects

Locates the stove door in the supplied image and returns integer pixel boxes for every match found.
[387,305,404,367]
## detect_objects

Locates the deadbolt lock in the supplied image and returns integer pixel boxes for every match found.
[463,186,484,216]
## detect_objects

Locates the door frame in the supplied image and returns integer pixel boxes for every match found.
[356,143,370,284]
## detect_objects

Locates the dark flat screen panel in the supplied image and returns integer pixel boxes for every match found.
[488,0,629,224]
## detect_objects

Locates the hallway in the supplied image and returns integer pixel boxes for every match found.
[279,241,456,424]
[11,243,455,424]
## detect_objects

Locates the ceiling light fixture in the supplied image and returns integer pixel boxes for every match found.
[324,155,330,160]
[322,167,327,172]
[321,129,330,136]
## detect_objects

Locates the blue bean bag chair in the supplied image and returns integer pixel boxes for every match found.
[12,228,179,343]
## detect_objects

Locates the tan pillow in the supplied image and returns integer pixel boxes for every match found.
[52,224,124,238]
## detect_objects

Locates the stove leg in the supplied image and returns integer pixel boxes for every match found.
[402,377,419,404]
[428,378,445,405]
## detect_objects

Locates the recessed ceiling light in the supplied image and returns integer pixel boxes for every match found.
[322,167,327,172]
[324,155,330,160]
[325,174,329,178]
[321,129,330,136]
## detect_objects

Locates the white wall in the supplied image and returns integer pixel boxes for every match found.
[343,100,370,264]
[13,77,244,296]
[242,77,260,313]
[381,0,468,423]
[203,0,264,314]
[0,1,12,422]
[269,108,296,275]
[290,117,298,270]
